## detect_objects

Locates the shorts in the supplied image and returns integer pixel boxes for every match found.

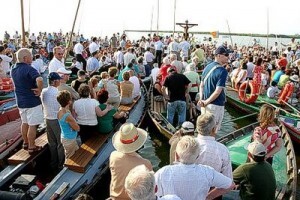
[61,138,79,159]
[201,104,224,131]
[19,105,44,126]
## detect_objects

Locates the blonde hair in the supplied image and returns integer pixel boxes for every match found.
[16,48,31,63]
[258,104,275,129]
[176,136,199,164]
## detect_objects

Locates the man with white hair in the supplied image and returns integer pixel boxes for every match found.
[170,53,184,74]
[155,136,235,200]
[184,63,200,102]
[125,165,181,200]
[195,113,232,178]
[11,48,44,153]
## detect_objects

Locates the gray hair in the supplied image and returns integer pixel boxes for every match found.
[186,63,195,72]
[170,53,177,61]
[196,113,216,136]
[16,48,32,63]
[162,57,170,65]
[176,136,200,164]
[125,165,155,200]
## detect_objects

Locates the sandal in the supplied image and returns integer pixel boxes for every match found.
[22,143,29,150]
[28,146,42,155]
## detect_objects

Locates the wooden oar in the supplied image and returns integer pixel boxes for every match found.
[259,100,300,118]
[222,112,258,124]
[282,101,300,115]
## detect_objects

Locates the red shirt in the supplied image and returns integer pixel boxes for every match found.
[278,58,288,68]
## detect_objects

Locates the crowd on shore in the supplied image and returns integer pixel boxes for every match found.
[1,30,299,200]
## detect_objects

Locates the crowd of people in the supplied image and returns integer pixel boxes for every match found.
[1,30,299,199]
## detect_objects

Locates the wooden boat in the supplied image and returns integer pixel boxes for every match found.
[0,82,149,199]
[219,122,297,200]
[148,83,176,140]
[226,87,300,144]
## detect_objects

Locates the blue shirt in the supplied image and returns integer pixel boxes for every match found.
[272,70,284,83]
[58,112,78,139]
[11,63,42,108]
[201,61,228,106]
[87,57,99,72]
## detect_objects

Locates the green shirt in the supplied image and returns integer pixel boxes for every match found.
[233,161,276,200]
[97,104,117,134]
[278,74,289,89]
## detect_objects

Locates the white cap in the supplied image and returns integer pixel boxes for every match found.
[57,67,72,75]
[181,121,194,133]
[248,141,266,156]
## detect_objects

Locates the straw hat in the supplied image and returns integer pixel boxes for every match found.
[290,75,299,82]
[112,123,148,153]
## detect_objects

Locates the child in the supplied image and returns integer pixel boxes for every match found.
[70,57,83,75]
[57,90,80,159]
[267,81,280,99]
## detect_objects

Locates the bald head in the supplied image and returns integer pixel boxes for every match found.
[16,48,32,64]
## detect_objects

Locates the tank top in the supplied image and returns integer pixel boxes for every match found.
[58,112,78,140]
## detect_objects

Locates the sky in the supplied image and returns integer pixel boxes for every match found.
[1,0,299,39]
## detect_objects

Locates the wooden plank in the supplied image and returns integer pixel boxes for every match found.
[64,134,110,173]
[119,96,140,112]
[8,133,48,165]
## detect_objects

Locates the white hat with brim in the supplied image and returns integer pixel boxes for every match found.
[290,75,299,82]
[112,123,148,153]
[247,141,266,157]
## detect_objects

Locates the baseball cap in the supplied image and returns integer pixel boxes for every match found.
[57,67,72,75]
[248,141,266,157]
[181,121,194,133]
[215,46,229,56]
[48,72,62,80]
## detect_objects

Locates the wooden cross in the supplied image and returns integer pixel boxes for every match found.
[176,20,198,40]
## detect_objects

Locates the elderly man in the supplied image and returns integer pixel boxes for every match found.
[109,123,153,199]
[233,141,276,200]
[198,46,229,131]
[41,72,65,171]
[195,113,232,199]
[57,68,80,100]
[11,48,44,153]
[125,165,181,200]
[48,46,65,73]
[155,136,235,200]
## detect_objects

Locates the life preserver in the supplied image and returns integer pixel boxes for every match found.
[278,83,294,104]
[238,81,259,103]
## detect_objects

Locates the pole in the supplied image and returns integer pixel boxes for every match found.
[28,0,31,35]
[156,0,159,35]
[226,20,233,46]
[267,8,269,50]
[222,112,258,124]
[20,0,26,47]
[150,5,154,32]
[173,0,177,38]
[64,0,82,63]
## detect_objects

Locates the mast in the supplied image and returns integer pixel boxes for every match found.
[173,0,177,38]
[28,0,31,35]
[226,20,233,46]
[266,8,269,50]
[150,5,154,32]
[20,0,26,47]
[64,0,82,62]
[156,0,159,35]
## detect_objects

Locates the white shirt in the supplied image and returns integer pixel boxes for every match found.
[73,42,84,54]
[48,57,65,73]
[114,51,124,65]
[158,195,182,200]
[124,52,136,66]
[267,86,280,98]
[0,54,12,73]
[246,62,255,78]
[89,42,99,54]
[129,76,141,98]
[196,135,233,178]
[150,67,160,83]
[179,41,191,57]
[144,51,155,62]
[155,163,232,200]
[73,98,99,126]
[31,58,45,74]
[168,41,179,52]
[41,86,60,120]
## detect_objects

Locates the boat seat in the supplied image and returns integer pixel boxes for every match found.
[119,96,140,112]
[0,108,20,126]
[64,133,110,173]
[7,133,48,165]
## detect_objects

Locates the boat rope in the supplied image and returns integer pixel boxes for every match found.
[221,112,258,124]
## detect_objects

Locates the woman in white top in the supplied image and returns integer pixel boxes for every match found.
[73,84,112,142]
[235,61,248,89]
[106,67,121,109]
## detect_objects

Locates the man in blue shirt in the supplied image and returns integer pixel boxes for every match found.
[11,48,44,154]
[198,46,229,131]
